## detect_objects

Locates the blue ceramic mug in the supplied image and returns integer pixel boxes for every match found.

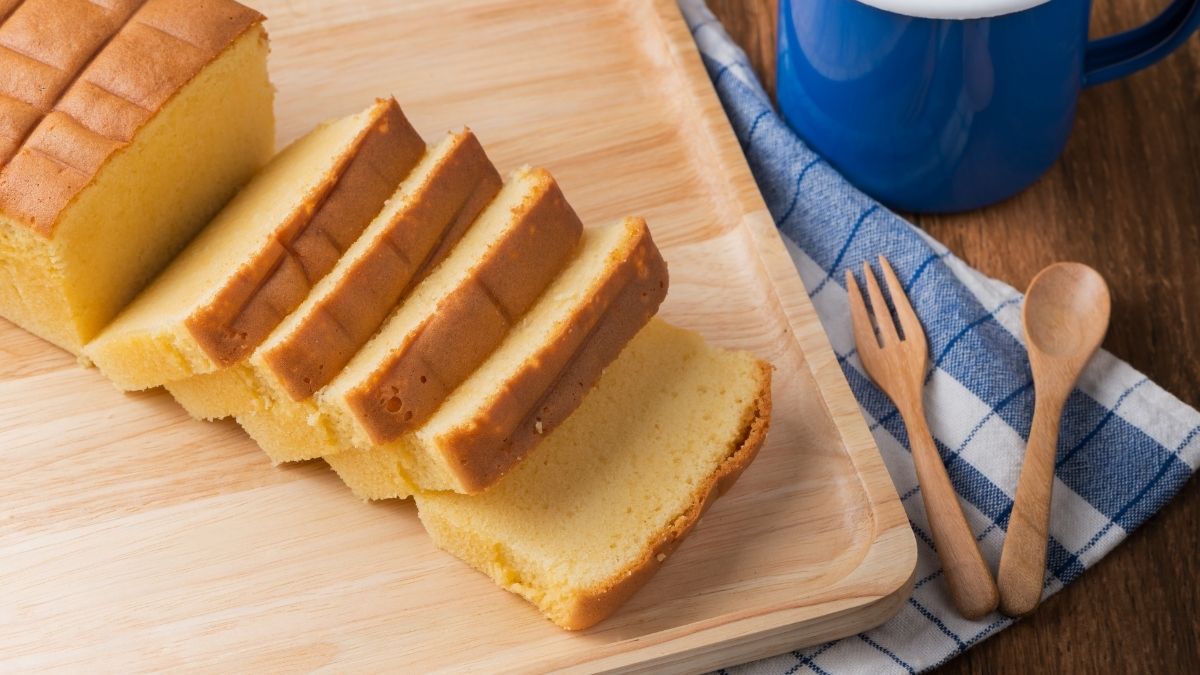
[776,0,1200,212]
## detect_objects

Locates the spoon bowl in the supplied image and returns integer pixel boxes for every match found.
[1023,263,1111,361]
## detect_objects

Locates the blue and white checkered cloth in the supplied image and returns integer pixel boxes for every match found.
[678,2,1200,672]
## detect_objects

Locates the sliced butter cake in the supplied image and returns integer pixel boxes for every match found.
[167,128,503,420]
[259,129,503,401]
[0,0,273,353]
[416,318,772,630]
[169,166,586,489]
[240,169,585,474]
[87,98,423,389]
[0,1,775,638]
[326,216,668,496]
[318,167,586,448]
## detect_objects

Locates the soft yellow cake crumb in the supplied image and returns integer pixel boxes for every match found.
[415,319,771,630]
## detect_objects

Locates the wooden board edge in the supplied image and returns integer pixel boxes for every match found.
[569,546,918,674]
[546,209,919,671]
[506,2,919,670]
[636,0,917,601]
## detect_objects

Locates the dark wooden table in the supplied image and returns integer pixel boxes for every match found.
[707,0,1200,672]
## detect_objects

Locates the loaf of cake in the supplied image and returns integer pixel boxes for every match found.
[326,216,669,496]
[0,0,273,353]
[87,98,424,389]
[167,128,502,420]
[0,2,772,637]
[416,319,772,630]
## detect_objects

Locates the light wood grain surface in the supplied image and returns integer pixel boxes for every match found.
[709,0,1200,670]
[0,0,917,671]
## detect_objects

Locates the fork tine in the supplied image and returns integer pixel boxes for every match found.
[862,261,900,345]
[844,269,880,351]
[878,255,926,347]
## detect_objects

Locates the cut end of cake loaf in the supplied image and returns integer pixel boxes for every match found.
[86,97,423,390]
[0,0,272,353]
[255,128,503,402]
[415,319,772,630]
[328,216,668,498]
[321,166,584,448]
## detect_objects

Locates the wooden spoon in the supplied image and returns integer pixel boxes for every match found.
[997,262,1111,617]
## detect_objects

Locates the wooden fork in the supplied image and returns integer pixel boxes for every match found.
[846,256,1000,620]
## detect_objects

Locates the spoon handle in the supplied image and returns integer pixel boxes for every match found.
[998,393,1066,617]
[900,403,999,620]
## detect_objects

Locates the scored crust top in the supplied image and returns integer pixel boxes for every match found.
[0,0,265,237]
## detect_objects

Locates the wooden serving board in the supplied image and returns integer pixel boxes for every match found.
[0,1,916,671]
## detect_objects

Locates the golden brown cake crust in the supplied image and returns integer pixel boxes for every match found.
[259,130,503,401]
[344,170,584,444]
[184,98,425,368]
[562,360,773,631]
[0,1,23,23]
[443,218,670,494]
[0,0,265,236]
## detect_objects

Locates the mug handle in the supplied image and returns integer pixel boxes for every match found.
[1084,0,1200,86]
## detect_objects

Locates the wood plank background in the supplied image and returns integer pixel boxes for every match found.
[707,0,1200,672]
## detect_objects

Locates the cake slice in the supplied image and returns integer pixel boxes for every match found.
[86,98,424,389]
[167,128,502,420]
[257,129,503,401]
[169,166,584,474]
[232,167,584,464]
[415,319,772,630]
[319,167,589,448]
[325,216,668,496]
[0,0,273,353]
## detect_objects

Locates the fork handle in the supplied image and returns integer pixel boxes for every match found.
[900,403,1000,620]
